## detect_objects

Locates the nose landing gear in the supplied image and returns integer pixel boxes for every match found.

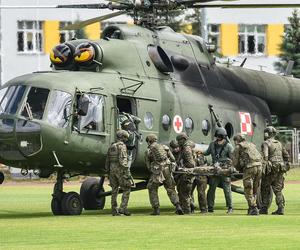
[51,171,83,216]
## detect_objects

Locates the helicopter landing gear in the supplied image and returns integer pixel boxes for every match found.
[80,177,106,210]
[51,171,83,216]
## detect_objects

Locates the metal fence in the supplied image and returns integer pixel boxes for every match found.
[278,129,299,165]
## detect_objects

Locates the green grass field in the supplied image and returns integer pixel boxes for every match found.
[1,169,300,249]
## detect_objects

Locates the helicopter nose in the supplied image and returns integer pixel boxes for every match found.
[0,117,42,162]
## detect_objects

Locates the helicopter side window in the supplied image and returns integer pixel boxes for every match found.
[21,87,50,120]
[78,94,105,133]
[47,90,72,128]
[0,85,26,115]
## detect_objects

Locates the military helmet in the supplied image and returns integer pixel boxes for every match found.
[176,133,188,141]
[233,133,246,142]
[146,134,158,143]
[169,139,179,149]
[215,127,227,137]
[116,130,129,140]
[264,126,277,135]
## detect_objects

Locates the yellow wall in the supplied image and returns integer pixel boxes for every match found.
[267,24,284,56]
[220,24,238,56]
[85,23,101,40]
[44,21,60,54]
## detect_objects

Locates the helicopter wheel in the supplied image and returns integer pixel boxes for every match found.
[61,191,83,215]
[80,177,106,210]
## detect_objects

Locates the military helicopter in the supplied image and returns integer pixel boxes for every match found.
[0,0,300,216]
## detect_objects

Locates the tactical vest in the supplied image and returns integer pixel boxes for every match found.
[107,141,123,162]
[267,139,284,163]
[149,143,168,163]
[238,141,262,168]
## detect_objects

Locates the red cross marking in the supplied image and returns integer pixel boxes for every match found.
[175,118,182,131]
[173,115,183,133]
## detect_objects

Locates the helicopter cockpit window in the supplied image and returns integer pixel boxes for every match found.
[47,90,72,128]
[0,85,26,115]
[21,87,50,120]
[0,87,8,114]
[78,94,105,133]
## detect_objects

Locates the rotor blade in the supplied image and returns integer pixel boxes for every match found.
[191,1,300,8]
[62,10,127,30]
[0,5,57,9]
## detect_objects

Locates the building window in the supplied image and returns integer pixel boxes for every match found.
[59,22,75,43]
[207,24,220,49]
[238,25,266,55]
[17,21,43,53]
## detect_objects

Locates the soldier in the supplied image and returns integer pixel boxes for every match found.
[105,130,132,216]
[260,126,290,215]
[145,134,183,215]
[191,149,208,213]
[232,134,262,215]
[169,139,181,166]
[176,133,196,214]
[120,112,142,168]
[202,127,234,214]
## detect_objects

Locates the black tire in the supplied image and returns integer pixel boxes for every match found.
[80,178,106,210]
[51,197,63,215]
[61,192,83,215]
[257,186,273,209]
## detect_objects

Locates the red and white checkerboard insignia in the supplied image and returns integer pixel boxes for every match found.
[239,112,253,136]
[173,115,183,134]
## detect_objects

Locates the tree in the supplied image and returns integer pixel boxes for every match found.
[275,9,300,78]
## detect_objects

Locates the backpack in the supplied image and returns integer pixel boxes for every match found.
[239,141,262,166]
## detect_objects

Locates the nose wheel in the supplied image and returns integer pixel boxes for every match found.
[51,171,83,216]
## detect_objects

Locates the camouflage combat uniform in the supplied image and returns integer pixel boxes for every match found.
[232,137,262,215]
[191,151,208,213]
[105,132,131,215]
[203,140,234,212]
[261,138,289,214]
[145,141,181,213]
[177,140,196,214]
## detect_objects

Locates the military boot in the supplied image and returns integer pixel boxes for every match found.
[119,208,131,216]
[227,207,233,214]
[150,207,160,216]
[112,208,121,216]
[248,206,259,216]
[200,209,208,214]
[190,203,196,214]
[208,207,214,213]
[272,207,284,215]
[259,207,268,215]
[175,203,184,215]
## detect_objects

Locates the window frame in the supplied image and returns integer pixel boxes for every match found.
[59,21,75,43]
[238,24,266,56]
[17,20,44,54]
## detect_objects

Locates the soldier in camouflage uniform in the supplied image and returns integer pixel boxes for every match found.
[105,130,132,216]
[232,134,262,215]
[260,126,290,215]
[202,127,234,214]
[145,134,183,215]
[191,149,208,213]
[176,133,196,214]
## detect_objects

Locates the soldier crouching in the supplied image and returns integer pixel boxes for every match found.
[105,130,132,216]
[145,134,183,215]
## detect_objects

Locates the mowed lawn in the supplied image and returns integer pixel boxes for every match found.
[1,169,300,250]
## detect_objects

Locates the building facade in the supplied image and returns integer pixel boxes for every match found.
[0,0,128,85]
[204,7,299,73]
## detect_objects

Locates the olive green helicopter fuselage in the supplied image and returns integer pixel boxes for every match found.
[0,24,300,180]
